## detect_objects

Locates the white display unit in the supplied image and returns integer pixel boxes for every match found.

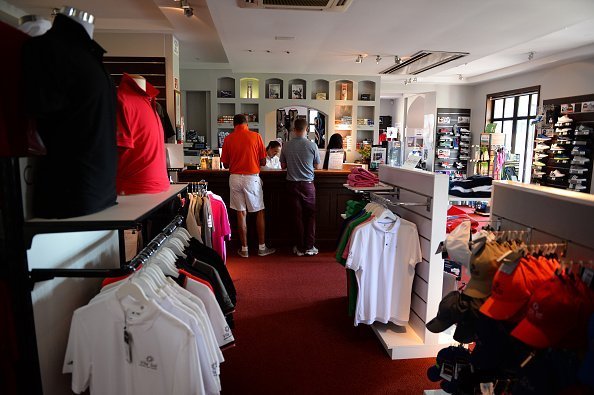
[371,165,454,359]
[491,181,594,256]
[208,74,380,153]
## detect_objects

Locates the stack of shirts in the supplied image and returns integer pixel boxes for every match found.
[347,167,379,187]
[449,175,493,198]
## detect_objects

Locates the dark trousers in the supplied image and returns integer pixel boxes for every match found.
[287,181,316,251]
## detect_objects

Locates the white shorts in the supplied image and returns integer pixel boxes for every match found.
[229,174,265,212]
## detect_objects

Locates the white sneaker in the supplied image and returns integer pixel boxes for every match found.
[533,171,545,177]
[569,175,586,184]
[534,143,550,151]
[555,128,572,135]
[258,246,276,256]
[549,144,565,151]
[574,184,587,191]
[556,115,573,124]
[570,166,588,174]
[549,170,565,178]
[292,246,304,256]
[534,153,548,160]
[533,161,546,167]
[304,246,319,256]
[572,156,591,165]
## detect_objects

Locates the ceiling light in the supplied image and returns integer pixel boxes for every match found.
[376,55,382,64]
[355,54,363,64]
[458,74,464,81]
[394,55,402,64]
[528,51,535,61]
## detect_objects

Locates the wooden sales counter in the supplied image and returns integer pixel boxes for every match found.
[178,169,356,248]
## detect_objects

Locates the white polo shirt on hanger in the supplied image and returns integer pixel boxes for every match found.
[345,217,422,326]
[63,293,204,395]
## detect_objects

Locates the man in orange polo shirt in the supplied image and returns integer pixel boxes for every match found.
[221,114,276,258]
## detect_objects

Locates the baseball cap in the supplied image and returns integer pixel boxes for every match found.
[480,257,553,321]
[426,291,467,333]
[444,220,472,267]
[462,242,502,298]
[511,277,581,348]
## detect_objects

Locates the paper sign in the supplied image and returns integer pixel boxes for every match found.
[402,154,421,169]
[328,149,344,170]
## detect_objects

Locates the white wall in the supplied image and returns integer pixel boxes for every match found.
[469,56,594,140]
[29,231,119,395]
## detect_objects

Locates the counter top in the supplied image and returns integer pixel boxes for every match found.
[181,169,353,177]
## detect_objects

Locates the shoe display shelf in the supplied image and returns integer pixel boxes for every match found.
[533,94,594,193]
[434,108,471,180]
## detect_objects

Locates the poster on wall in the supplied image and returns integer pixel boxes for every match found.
[291,84,304,99]
[370,146,386,170]
[269,84,281,99]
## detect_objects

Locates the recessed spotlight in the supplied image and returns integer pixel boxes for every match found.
[285,51,291,54]
[528,51,535,61]
[376,55,382,64]
[355,54,363,64]
[266,50,271,53]
[394,55,402,64]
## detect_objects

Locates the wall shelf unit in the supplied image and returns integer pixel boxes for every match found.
[217,103,236,126]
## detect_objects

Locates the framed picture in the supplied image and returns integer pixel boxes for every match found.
[269,84,281,99]
[174,90,181,127]
[291,84,304,99]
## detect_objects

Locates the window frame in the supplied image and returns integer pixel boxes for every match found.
[486,86,541,181]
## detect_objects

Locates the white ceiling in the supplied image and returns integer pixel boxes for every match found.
[6,0,594,85]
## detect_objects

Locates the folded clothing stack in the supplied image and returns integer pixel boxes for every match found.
[449,175,493,198]
[347,167,379,187]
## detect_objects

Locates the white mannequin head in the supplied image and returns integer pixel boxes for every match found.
[58,6,95,38]
[129,74,146,92]
[18,15,52,36]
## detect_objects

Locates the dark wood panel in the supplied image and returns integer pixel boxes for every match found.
[103,56,168,108]
[179,170,352,249]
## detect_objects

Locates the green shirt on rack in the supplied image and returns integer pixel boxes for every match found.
[335,212,371,265]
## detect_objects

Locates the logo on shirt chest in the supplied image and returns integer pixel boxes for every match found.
[139,355,158,370]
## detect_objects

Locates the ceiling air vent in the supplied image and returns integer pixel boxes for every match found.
[380,50,469,75]
[238,0,353,12]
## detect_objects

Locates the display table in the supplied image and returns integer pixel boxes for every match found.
[178,169,354,248]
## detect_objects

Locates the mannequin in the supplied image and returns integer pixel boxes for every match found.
[129,74,147,92]
[18,15,51,37]
[22,5,118,218]
[58,6,94,38]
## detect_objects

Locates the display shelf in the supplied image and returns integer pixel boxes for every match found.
[343,182,393,192]
[239,78,259,99]
[448,195,491,203]
[216,77,235,98]
[265,78,283,99]
[288,78,306,99]
[434,108,471,181]
[24,184,188,249]
[357,125,374,131]
[215,98,235,104]
[335,80,353,101]
[372,322,454,360]
[311,79,329,100]
[357,80,376,101]
[217,123,233,128]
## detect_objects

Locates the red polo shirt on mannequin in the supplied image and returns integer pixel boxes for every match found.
[116,73,169,195]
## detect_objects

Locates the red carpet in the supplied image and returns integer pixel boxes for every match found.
[219,250,439,395]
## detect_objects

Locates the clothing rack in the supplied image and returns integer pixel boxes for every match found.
[371,188,433,211]
[491,181,594,259]
[28,215,184,287]
[369,165,451,359]
[188,180,208,194]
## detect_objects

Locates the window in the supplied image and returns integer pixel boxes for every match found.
[487,87,540,182]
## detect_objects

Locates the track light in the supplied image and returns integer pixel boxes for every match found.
[376,55,382,64]
[355,54,363,64]
[458,74,464,81]
[394,55,402,64]
[180,0,194,16]
[528,51,535,61]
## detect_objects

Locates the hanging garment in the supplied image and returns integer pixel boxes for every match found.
[116,73,169,195]
[345,217,422,326]
[22,14,117,218]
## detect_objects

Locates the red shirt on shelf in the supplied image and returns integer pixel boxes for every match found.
[116,73,169,195]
